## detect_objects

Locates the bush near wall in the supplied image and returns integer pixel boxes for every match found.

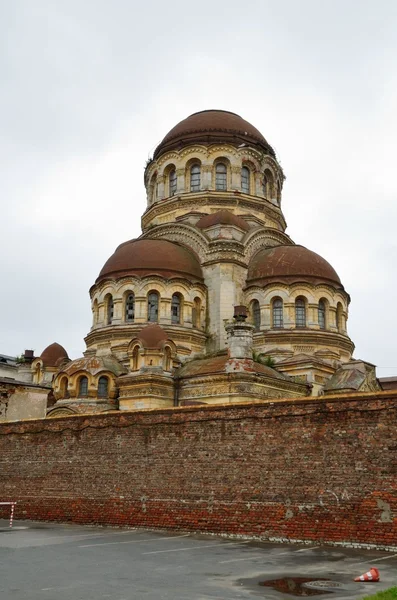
[0,391,396,550]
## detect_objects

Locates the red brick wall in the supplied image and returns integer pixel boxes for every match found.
[1,392,396,549]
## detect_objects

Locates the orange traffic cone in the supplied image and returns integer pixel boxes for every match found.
[354,568,380,582]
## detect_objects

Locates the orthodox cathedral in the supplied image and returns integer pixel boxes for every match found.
[2,110,382,419]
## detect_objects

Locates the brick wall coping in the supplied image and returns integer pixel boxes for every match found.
[1,389,396,435]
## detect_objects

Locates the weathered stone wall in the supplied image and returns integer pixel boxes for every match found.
[0,391,396,549]
[0,380,48,422]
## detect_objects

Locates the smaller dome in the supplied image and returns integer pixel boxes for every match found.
[247,245,343,288]
[96,239,203,284]
[61,356,127,377]
[137,324,168,349]
[40,343,69,367]
[196,210,250,231]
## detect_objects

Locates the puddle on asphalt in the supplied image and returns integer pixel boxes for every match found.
[258,577,346,596]
[259,578,330,596]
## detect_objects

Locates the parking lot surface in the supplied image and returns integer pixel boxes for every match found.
[1,520,396,599]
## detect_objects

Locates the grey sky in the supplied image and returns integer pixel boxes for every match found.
[1,0,397,375]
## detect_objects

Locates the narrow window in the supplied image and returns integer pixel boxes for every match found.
[272,298,283,328]
[150,174,157,205]
[164,347,172,371]
[241,166,250,194]
[148,292,159,322]
[107,295,114,325]
[98,376,108,398]
[60,377,69,399]
[215,163,227,191]
[92,300,98,326]
[132,345,140,370]
[263,174,268,197]
[190,164,201,192]
[295,297,306,328]
[318,300,326,330]
[169,169,177,196]
[171,293,181,324]
[79,376,88,397]
[252,300,261,331]
[336,302,343,333]
[125,293,135,322]
[192,297,201,328]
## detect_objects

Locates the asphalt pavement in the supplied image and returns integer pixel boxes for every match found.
[1,520,396,599]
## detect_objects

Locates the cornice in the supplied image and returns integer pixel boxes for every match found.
[178,370,307,394]
[85,324,207,348]
[263,329,355,353]
[142,192,286,231]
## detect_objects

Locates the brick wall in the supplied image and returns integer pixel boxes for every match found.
[1,392,396,549]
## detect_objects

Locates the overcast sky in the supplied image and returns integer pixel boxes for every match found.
[1,0,397,376]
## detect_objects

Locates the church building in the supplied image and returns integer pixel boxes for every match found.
[6,110,382,419]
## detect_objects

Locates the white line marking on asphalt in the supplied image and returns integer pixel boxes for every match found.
[7,530,133,544]
[262,546,320,557]
[352,552,397,565]
[220,554,264,563]
[143,541,250,555]
[80,533,190,548]
[369,552,397,562]
[41,586,72,591]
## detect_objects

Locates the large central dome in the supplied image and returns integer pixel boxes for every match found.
[153,110,275,159]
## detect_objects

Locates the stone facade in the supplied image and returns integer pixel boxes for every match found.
[0,378,49,422]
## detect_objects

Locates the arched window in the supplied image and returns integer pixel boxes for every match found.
[132,345,140,371]
[60,376,69,399]
[241,166,250,194]
[148,292,159,322]
[164,346,172,371]
[190,164,201,192]
[252,300,261,331]
[98,376,108,398]
[277,180,282,203]
[272,298,283,328]
[149,174,157,205]
[318,300,326,330]
[264,169,274,198]
[79,376,88,397]
[171,293,181,324]
[192,297,201,328]
[169,169,177,196]
[263,174,268,197]
[295,297,306,328]
[34,362,42,384]
[125,293,135,322]
[92,299,98,327]
[336,302,343,333]
[215,163,227,191]
[106,295,114,325]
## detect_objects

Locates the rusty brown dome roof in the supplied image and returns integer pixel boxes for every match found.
[246,245,343,288]
[196,210,250,231]
[153,110,275,159]
[40,343,69,367]
[96,239,203,284]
